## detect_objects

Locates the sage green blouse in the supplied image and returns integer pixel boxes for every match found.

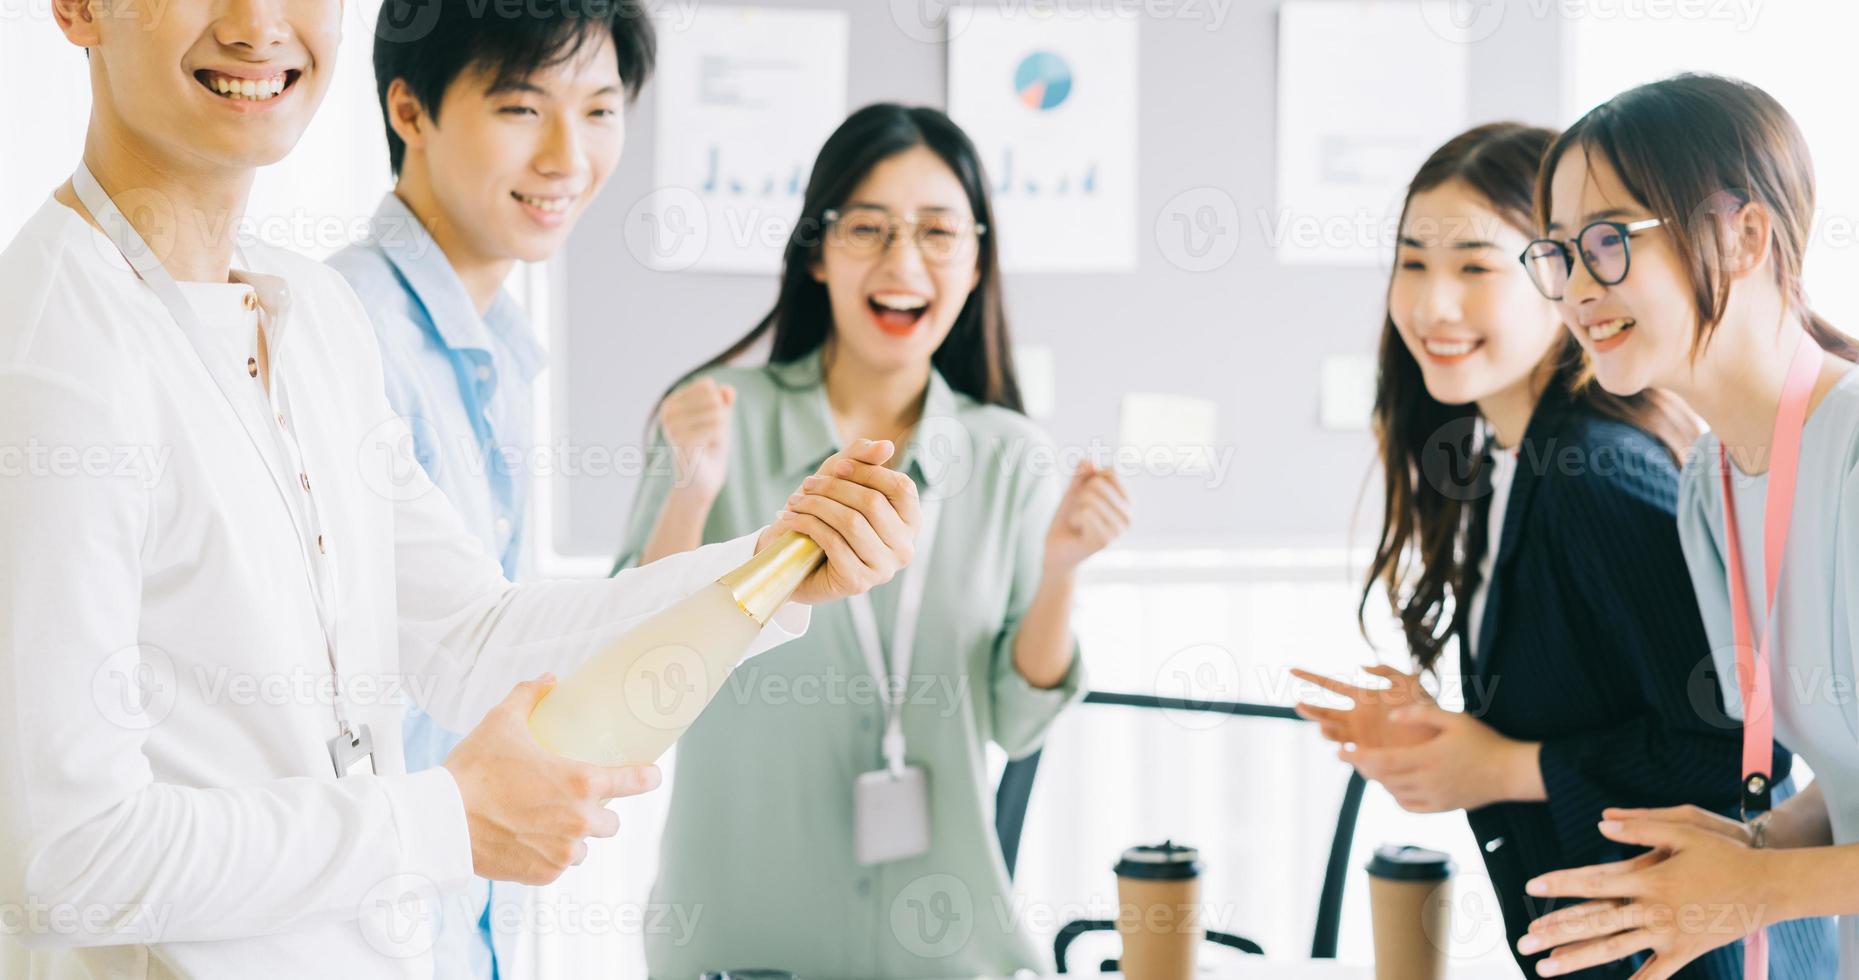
[615,349,1085,980]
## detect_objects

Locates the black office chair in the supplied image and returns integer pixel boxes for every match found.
[993,689,1367,968]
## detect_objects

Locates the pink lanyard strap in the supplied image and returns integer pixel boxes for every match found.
[1719,334,1824,980]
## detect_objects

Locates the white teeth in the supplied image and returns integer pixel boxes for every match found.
[1587,319,1634,342]
[871,293,929,312]
[515,193,573,214]
[1423,339,1478,357]
[205,71,288,102]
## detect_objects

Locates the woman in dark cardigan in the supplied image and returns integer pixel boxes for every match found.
[1292,123,1835,978]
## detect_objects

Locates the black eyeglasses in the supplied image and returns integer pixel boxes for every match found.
[1519,218,1664,300]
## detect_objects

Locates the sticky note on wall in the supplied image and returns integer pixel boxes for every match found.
[1320,354,1378,431]
[1119,393,1220,476]
[1015,344,1057,420]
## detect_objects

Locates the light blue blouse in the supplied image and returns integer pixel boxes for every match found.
[1678,366,1859,966]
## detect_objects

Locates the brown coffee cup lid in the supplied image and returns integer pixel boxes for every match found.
[1114,840,1202,881]
[1365,844,1454,882]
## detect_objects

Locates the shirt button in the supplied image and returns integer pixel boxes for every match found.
[241,290,257,311]
[856,879,871,897]
[300,473,311,493]
[860,717,873,732]
[477,364,493,382]
[495,517,513,538]
[317,534,327,554]
[246,357,258,378]
[276,413,286,428]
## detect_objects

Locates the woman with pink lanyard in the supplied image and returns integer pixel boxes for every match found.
[1513,74,1859,979]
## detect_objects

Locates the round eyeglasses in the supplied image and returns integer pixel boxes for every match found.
[821,206,986,266]
[1519,217,1664,301]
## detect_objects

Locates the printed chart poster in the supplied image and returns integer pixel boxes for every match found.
[949,7,1139,273]
[1276,1,1468,266]
[649,6,849,274]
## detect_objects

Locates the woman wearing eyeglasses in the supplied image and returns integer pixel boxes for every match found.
[1504,74,1859,980]
[613,103,1131,980]
[1292,122,1835,979]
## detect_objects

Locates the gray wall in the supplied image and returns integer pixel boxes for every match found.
[552,0,1564,559]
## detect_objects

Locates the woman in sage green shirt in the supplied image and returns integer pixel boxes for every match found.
[614,104,1131,979]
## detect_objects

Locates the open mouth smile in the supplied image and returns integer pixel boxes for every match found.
[194,68,301,105]
[868,292,930,337]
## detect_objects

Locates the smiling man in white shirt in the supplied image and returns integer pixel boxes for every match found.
[0,1,922,977]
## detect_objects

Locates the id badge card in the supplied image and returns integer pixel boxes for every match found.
[328,723,377,778]
[854,765,931,865]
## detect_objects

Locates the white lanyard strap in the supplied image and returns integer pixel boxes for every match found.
[847,491,944,775]
[71,164,351,734]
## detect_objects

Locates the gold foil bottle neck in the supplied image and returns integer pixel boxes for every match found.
[717,530,825,625]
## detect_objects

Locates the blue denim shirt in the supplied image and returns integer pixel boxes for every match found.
[328,192,545,980]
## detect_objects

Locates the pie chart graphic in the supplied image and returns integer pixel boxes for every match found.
[1013,51,1073,111]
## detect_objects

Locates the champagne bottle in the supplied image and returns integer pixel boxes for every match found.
[527,532,824,766]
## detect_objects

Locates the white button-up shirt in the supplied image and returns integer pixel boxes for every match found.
[0,197,806,979]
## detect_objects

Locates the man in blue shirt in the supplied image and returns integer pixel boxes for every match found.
[329,3,656,975]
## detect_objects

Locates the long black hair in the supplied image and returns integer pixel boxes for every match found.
[671,103,1023,412]
[1362,122,1697,671]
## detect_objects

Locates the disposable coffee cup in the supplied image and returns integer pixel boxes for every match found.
[1114,841,1203,980]
[1366,844,1454,980]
